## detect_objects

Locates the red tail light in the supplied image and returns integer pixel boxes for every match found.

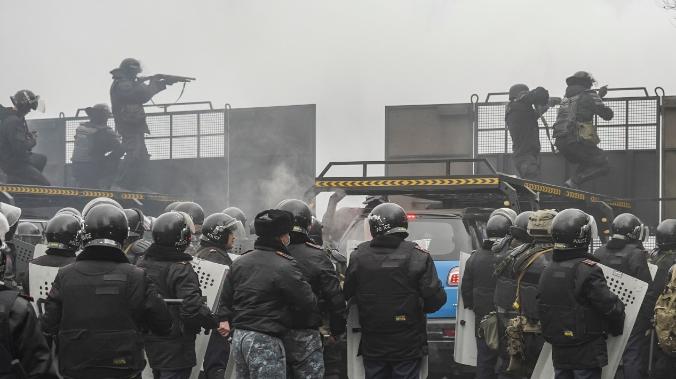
[442,328,456,337]
[447,266,460,287]
[406,214,417,220]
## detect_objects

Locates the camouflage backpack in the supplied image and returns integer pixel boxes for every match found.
[655,265,676,356]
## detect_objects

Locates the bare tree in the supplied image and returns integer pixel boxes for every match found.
[663,0,676,10]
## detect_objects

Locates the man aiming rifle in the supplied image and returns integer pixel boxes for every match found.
[109,58,195,191]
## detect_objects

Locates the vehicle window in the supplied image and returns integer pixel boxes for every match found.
[407,218,470,261]
[341,216,471,261]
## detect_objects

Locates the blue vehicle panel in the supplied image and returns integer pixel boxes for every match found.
[429,260,459,318]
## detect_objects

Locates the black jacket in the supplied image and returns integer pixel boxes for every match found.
[537,249,625,370]
[217,237,317,337]
[71,121,123,163]
[137,244,217,370]
[505,87,548,154]
[194,241,233,266]
[0,285,54,378]
[21,248,76,297]
[461,240,499,320]
[343,235,446,361]
[41,246,172,379]
[286,232,346,335]
[109,70,165,135]
[594,239,652,331]
[0,111,35,164]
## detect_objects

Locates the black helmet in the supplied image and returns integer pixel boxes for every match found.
[10,89,40,112]
[223,207,247,227]
[486,214,512,240]
[56,207,83,220]
[490,208,517,224]
[308,216,323,245]
[82,204,128,250]
[276,199,312,234]
[566,71,596,87]
[656,219,676,249]
[368,203,408,238]
[16,222,41,237]
[45,213,81,251]
[119,58,142,74]
[124,208,146,237]
[174,202,205,226]
[164,201,182,213]
[510,211,534,242]
[611,213,648,242]
[82,197,123,219]
[152,211,194,249]
[509,84,529,100]
[201,213,240,245]
[551,208,596,250]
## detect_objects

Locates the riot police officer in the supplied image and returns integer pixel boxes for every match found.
[537,209,625,379]
[505,84,550,179]
[41,204,173,379]
[71,103,123,189]
[0,202,21,286]
[276,199,347,378]
[343,203,446,379]
[22,213,79,295]
[593,213,652,379]
[491,208,527,264]
[552,71,614,189]
[462,212,514,379]
[193,212,243,379]
[217,209,318,378]
[138,211,218,379]
[0,213,54,378]
[15,221,43,246]
[174,202,205,253]
[223,206,254,255]
[110,58,171,191]
[0,90,50,186]
[647,219,676,378]
[493,209,556,378]
[123,208,151,264]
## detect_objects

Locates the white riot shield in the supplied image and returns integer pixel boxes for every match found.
[32,244,48,260]
[28,263,60,315]
[531,263,649,379]
[346,303,428,379]
[648,262,657,280]
[454,252,477,367]
[142,258,229,379]
[190,258,229,379]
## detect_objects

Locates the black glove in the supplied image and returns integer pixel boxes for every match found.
[598,85,608,99]
[606,302,625,337]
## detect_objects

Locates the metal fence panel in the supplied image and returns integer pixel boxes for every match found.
[476,97,659,155]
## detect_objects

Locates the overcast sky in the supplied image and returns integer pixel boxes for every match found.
[1,0,675,171]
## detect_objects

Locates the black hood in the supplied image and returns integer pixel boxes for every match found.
[564,84,589,98]
[144,243,193,262]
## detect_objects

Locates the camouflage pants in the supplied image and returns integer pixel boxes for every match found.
[282,329,324,379]
[232,329,286,379]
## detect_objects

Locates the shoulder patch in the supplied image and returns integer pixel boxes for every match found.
[414,245,429,254]
[305,241,323,250]
[581,259,597,267]
[276,251,294,260]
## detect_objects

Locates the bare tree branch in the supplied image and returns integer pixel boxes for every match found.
[663,0,676,10]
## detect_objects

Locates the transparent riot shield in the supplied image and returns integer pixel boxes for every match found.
[28,263,60,315]
[531,263,649,379]
[454,252,478,367]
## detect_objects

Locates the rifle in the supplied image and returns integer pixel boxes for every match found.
[138,74,196,83]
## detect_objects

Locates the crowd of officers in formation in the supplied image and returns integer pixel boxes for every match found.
[0,195,448,379]
[0,58,183,190]
[462,208,676,379]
